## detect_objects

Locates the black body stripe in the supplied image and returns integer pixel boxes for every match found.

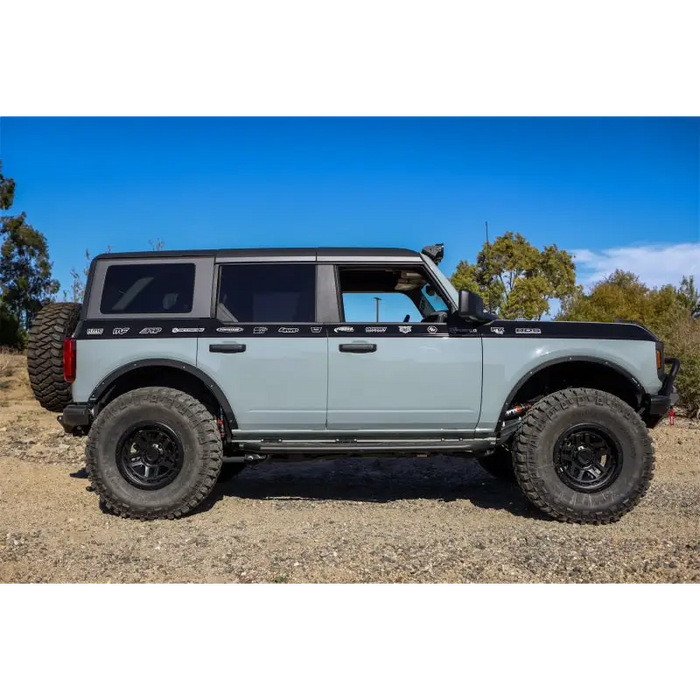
[74,319,657,342]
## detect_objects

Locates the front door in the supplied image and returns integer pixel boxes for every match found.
[197,262,328,431]
[326,264,482,431]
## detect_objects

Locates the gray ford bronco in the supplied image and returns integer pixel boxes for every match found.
[26,244,679,523]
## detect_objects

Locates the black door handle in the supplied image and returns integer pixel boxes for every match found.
[339,343,377,353]
[209,343,246,353]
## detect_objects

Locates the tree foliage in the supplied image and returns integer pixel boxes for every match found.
[451,231,578,319]
[664,315,700,418]
[559,270,700,416]
[677,275,700,318]
[0,161,60,333]
[557,270,686,337]
[0,301,24,349]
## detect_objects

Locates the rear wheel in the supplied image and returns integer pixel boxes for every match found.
[86,387,223,519]
[27,302,82,412]
[512,388,654,524]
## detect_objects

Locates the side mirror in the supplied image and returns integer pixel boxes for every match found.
[458,290,496,322]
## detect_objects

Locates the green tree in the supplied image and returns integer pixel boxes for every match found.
[559,269,700,416]
[677,275,700,318]
[557,270,686,338]
[0,160,60,331]
[450,231,578,319]
[0,301,24,349]
[665,315,700,418]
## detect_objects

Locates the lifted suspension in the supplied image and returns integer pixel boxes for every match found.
[503,403,532,420]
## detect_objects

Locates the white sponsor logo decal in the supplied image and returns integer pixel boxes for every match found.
[139,327,162,335]
[490,327,505,335]
[365,326,387,333]
[278,327,299,334]
[515,327,542,335]
[427,326,438,334]
[86,328,103,336]
[334,326,354,333]
[172,327,205,333]
[310,327,323,333]
[112,327,130,335]
[217,326,244,333]
[398,326,412,334]
[253,326,268,334]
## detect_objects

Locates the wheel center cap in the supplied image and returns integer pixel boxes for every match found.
[144,444,163,464]
[576,447,593,465]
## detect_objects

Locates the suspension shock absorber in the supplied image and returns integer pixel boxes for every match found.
[503,403,532,420]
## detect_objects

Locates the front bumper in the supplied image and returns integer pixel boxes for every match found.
[643,357,680,428]
[58,404,92,436]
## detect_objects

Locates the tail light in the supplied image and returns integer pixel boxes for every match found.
[655,341,665,381]
[63,338,76,383]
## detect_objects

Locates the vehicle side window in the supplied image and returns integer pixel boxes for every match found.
[100,263,196,314]
[337,266,450,323]
[342,292,420,323]
[217,264,316,323]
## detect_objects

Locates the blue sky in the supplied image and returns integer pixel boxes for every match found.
[1,117,698,315]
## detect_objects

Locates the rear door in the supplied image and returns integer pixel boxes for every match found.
[326,264,482,431]
[196,261,328,431]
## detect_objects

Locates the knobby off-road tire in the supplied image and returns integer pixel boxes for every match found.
[86,387,223,520]
[27,302,82,412]
[512,388,655,524]
[477,446,516,482]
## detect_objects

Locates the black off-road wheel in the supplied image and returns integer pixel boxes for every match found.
[477,446,516,482]
[27,302,82,412]
[512,388,655,524]
[86,387,223,520]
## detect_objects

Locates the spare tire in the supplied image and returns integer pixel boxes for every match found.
[27,302,82,412]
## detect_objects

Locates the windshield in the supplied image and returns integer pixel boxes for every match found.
[421,254,458,307]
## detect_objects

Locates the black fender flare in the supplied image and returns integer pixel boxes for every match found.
[498,355,646,420]
[88,359,238,432]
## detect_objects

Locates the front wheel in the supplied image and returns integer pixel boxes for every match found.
[86,387,223,519]
[512,388,655,524]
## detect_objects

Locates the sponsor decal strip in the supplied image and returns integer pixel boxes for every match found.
[74,320,656,341]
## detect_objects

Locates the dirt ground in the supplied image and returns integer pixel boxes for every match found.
[1,353,698,583]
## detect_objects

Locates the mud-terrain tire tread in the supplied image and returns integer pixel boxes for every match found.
[85,387,223,520]
[512,387,655,524]
[26,302,82,412]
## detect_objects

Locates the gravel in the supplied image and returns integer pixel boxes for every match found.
[1,355,698,583]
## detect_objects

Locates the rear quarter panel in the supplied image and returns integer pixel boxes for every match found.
[71,338,198,403]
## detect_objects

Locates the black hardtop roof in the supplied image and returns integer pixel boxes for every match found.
[93,246,423,261]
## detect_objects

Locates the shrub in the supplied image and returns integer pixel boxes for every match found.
[664,316,700,418]
[0,303,26,349]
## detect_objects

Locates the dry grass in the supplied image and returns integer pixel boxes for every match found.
[0,351,28,401]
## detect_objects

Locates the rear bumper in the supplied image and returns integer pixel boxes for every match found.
[58,404,92,436]
[643,358,680,428]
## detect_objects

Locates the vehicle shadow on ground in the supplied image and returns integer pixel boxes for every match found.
[198,456,548,520]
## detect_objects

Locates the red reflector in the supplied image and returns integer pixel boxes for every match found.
[63,338,76,383]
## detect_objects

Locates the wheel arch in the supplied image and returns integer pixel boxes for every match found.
[88,359,238,435]
[500,356,645,420]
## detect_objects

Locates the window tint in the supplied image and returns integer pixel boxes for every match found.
[218,264,316,323]
[100,263,196,315]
